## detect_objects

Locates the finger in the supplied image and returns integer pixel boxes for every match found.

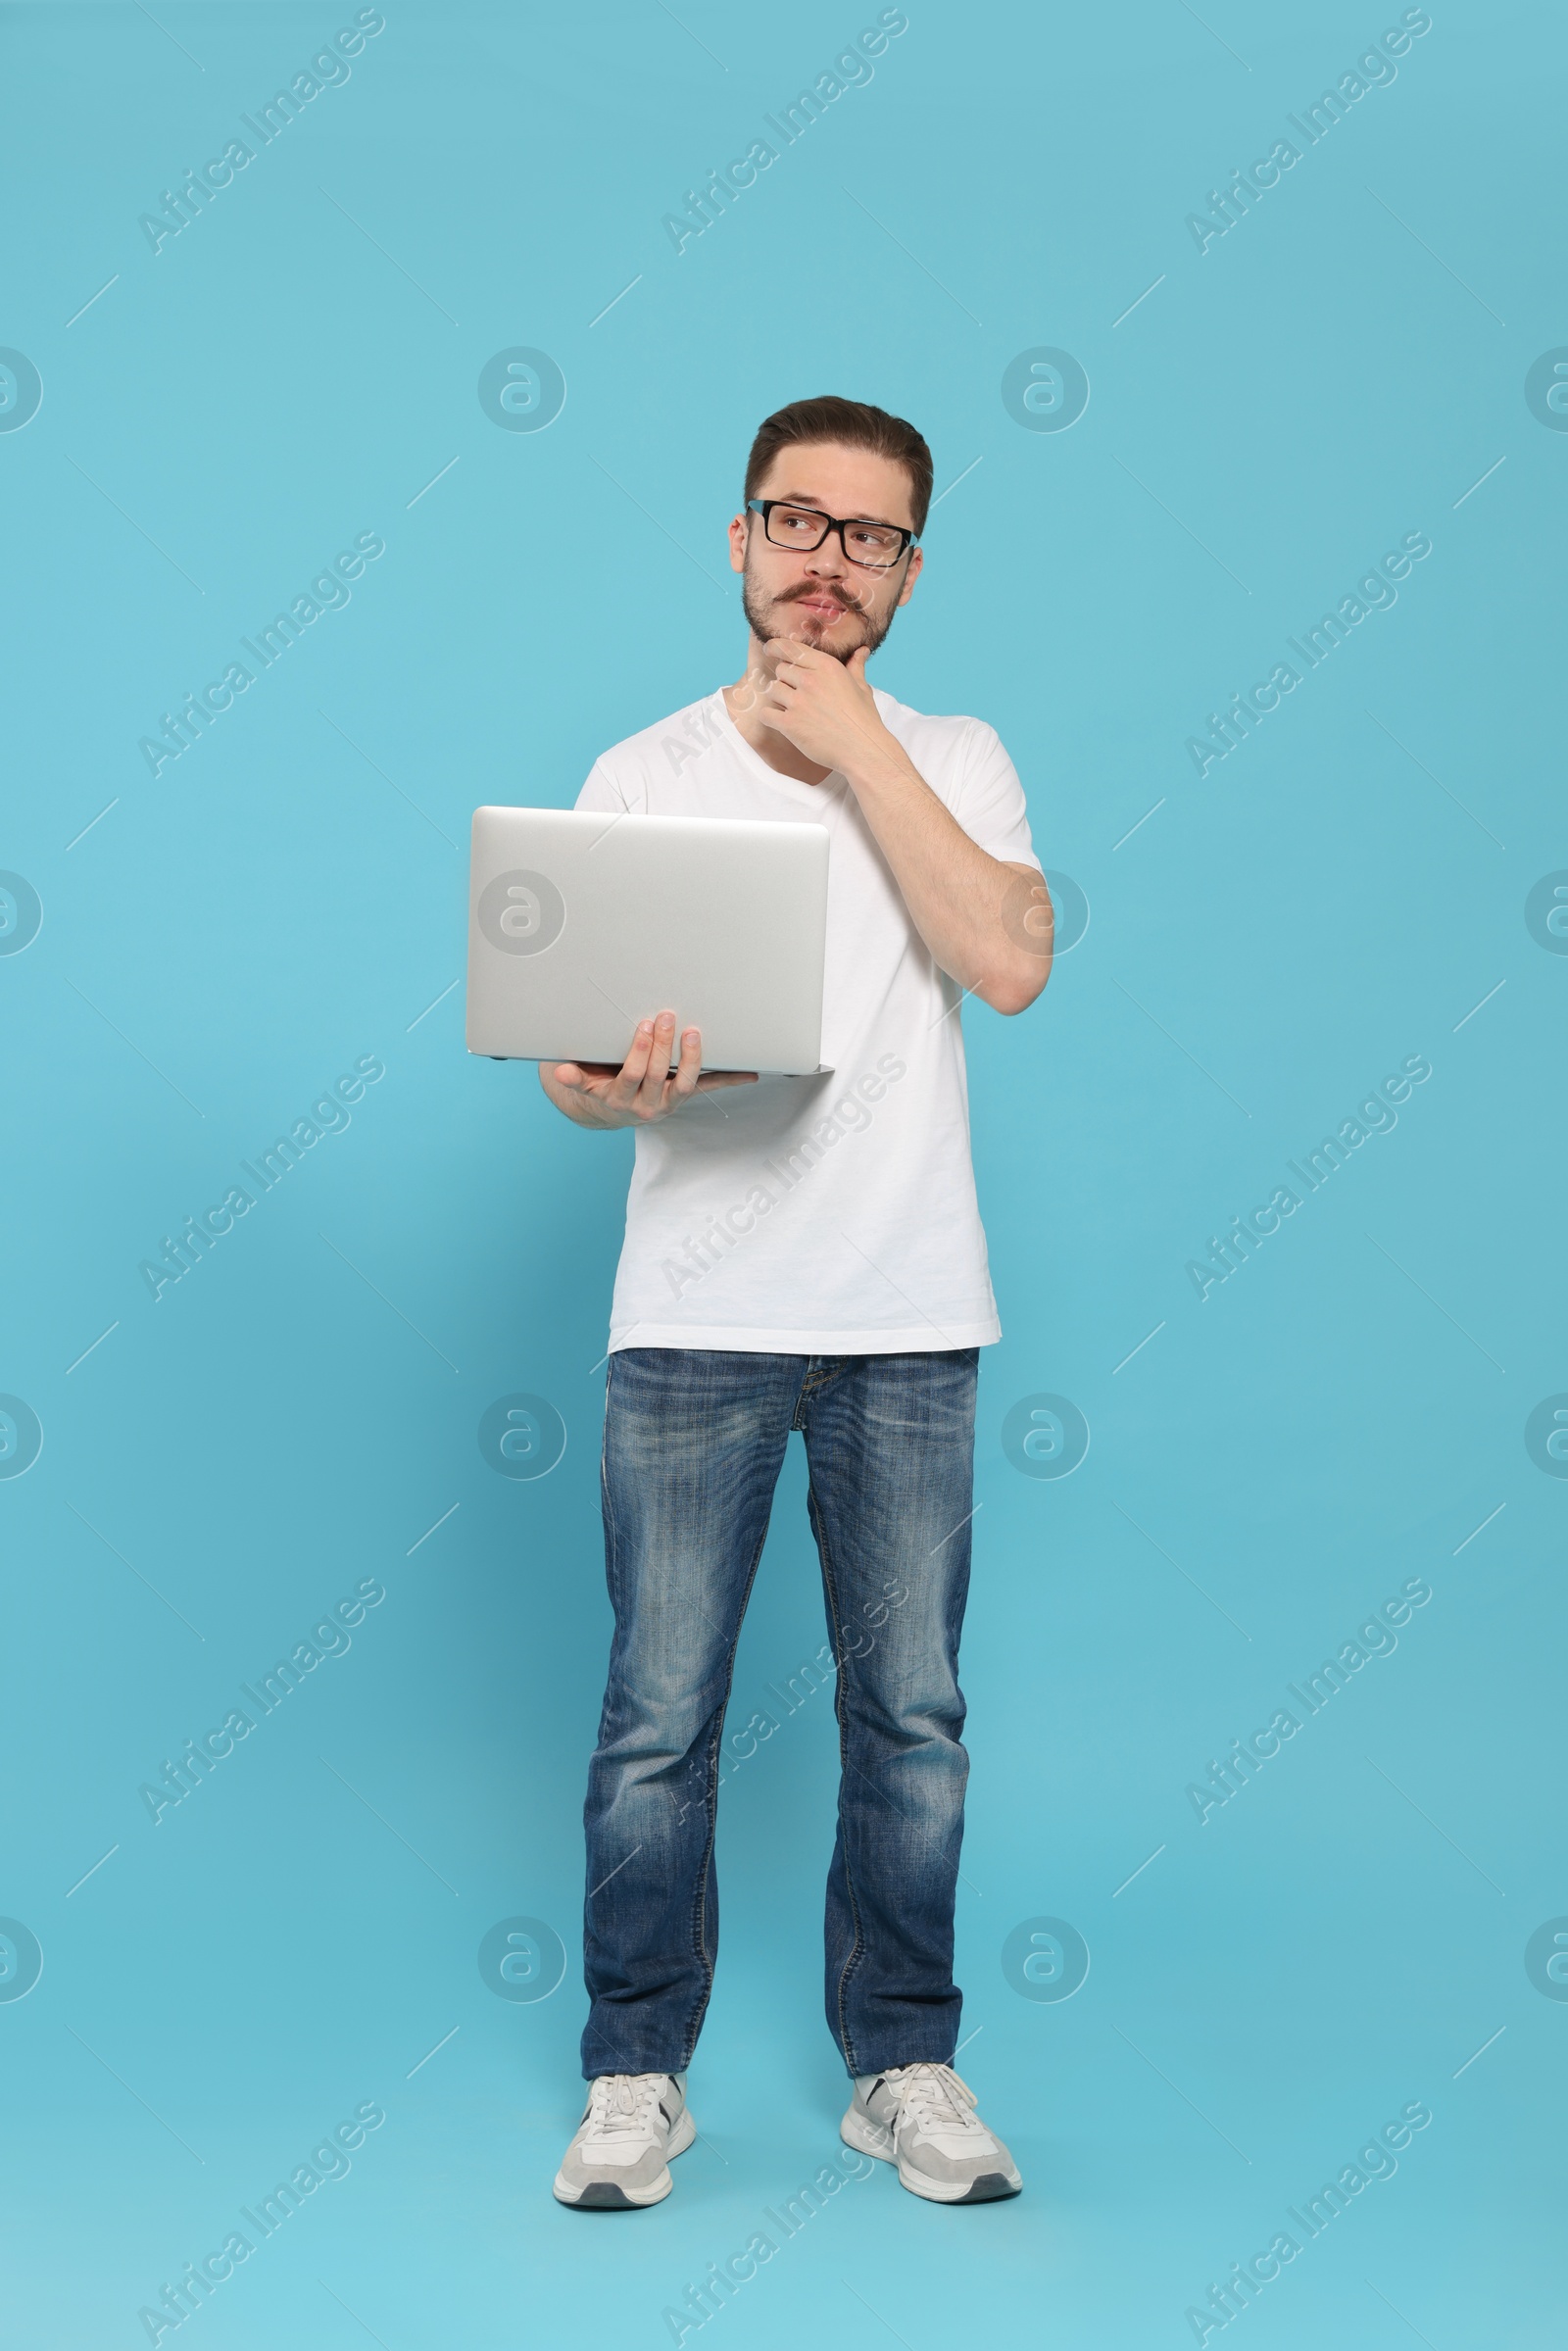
[609,1019,656,1102]
[695,1069,760,1091]
[848,645,870,677]
[633,1011,678,1110]
[667,1027,704,1100]
[765,636,827,667]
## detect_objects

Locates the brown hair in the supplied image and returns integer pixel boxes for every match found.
[743,395,934,536]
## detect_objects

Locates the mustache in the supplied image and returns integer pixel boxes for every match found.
[777,583,864,617]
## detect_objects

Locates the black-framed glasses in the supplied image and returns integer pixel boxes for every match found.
[745,498,918,572]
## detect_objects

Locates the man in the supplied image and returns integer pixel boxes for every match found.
[540,396,1053,2211]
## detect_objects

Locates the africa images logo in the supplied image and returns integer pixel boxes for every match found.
[476,870,566,955]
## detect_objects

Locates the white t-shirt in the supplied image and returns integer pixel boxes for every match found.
[575,685,1040,1355]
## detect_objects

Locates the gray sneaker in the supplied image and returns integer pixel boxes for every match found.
[554,2072,695,2209]
[841,2063,1022,2204]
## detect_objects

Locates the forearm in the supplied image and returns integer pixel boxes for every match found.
[841,741,1051,1014]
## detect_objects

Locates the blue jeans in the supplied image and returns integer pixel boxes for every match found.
[580,1346,979,2082]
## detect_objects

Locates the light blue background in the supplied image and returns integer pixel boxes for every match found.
[3,2,1563,2344]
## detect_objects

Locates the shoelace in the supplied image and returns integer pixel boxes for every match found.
[883,2063,984,2135]
[581,2073,666,2151]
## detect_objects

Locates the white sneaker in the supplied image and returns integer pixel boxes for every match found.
[841,2063,1022,2203]
[553,2072,695,2208]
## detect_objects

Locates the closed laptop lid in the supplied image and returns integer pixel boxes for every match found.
[465,805,830,1075]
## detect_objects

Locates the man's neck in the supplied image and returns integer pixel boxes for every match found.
[722,637,836,786]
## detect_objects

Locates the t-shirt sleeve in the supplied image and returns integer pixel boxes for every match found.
[573,757,629,813]
[953,721,1041,868]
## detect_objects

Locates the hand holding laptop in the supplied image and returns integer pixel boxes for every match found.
[549,1009,759,1128]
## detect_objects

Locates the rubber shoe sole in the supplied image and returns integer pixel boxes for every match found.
[554,2104,696,2210]
[840,2102,1022,2204]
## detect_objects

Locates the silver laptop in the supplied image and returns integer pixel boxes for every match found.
[466,805,831,1073]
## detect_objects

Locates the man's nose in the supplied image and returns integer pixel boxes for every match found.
[805,530,849,576]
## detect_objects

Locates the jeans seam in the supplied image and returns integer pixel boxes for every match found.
[679,1521,773,2070]
[599,1364,620,1629]
[808,1474,867,2077]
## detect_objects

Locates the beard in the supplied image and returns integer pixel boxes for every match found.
[741,566,898,663]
